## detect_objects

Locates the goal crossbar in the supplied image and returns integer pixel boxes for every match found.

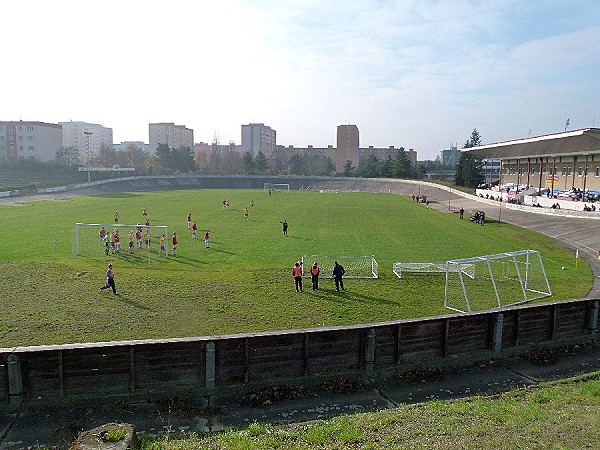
[264,183,290,192]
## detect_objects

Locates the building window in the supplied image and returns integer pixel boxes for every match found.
[19,146,24,151]
[28,136,34,141]
[568,167,572,176]
[595,167,600,177]
[578,167,584,176]
[28,126,34,131]
[19,136,23,142]
[562,167,567,176]
[28,146,34,152]
[531,168,535,175]
[18,126,23,131]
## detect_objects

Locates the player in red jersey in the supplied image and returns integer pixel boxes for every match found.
[172,232,178,256]
[135,229,142,249]
[113,230,120,253]
[99,227,107,246]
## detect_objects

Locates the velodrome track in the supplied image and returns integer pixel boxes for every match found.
[3,174,599,297]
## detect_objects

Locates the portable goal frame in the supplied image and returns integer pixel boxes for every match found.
[444,250,552,313]
[301,255,379,279]
[72,222,170,259]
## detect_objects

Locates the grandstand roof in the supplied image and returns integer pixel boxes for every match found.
[465,128,600,159]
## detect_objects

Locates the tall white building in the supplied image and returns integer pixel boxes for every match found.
[149,123,194,154]
[241,123,276,157]
[59,121,113,163]
[0,121,63,163]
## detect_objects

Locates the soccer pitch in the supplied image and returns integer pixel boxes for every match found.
[0,189,592,347]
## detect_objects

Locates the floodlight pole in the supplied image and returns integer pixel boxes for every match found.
[84,131,93,183]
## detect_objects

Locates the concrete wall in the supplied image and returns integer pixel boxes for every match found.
[1,298,597,404]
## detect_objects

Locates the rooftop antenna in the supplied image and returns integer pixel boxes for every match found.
[565,118,570,131]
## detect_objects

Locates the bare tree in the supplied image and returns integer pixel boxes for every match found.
[55,145,80,169]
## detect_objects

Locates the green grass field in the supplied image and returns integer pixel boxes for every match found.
[0,189,592,347]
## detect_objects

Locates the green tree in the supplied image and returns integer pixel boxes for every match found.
[455,129,484,188]
[154,144,196,172]
[379,156,393,178]
[455,152,484,188]
[241,152,255,174]
[342,159,356,177]
[463,128,482,148]
[320,156,335,176]
[392,147,412,178]
[254,151,269,174]
[358,154,380,178]
[155,143,171,168]
[172,146,196,172]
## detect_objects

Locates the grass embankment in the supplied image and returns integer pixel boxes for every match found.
[139,375,600,449]
[0,162,114,190]
[0,189,591,347]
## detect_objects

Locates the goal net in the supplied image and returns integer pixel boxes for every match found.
[393,262,475,279]
[301,255,379,279]
[444,250,552,313]
[72,223,169,262]
[264,183,290,192]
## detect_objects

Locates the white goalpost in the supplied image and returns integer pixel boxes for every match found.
[444,250,552,313]
[301,255,379,279]
[264,183,290,192]
[72,223,169,261]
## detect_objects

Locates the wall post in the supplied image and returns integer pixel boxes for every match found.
[205,341,216,397]
[365,328,376,378]
[7,354,23,407]
[492,313,504,354]
[588,300,599,337]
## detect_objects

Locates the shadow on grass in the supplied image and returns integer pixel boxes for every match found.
[305,286,399,306]
[209,248,237,255]
[112,294,153,311]
[167,255,206,267]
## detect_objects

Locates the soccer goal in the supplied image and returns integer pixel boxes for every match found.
[393,262,475,279]
[72,223,169,262]
[301,255,379,279]
[444,250,552,313]
[264,183,290,192]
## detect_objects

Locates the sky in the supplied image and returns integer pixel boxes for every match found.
[2,0,600,160]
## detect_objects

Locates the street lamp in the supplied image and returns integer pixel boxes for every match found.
[84,131,93,183]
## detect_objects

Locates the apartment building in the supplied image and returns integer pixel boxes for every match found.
[0,121,62,163]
